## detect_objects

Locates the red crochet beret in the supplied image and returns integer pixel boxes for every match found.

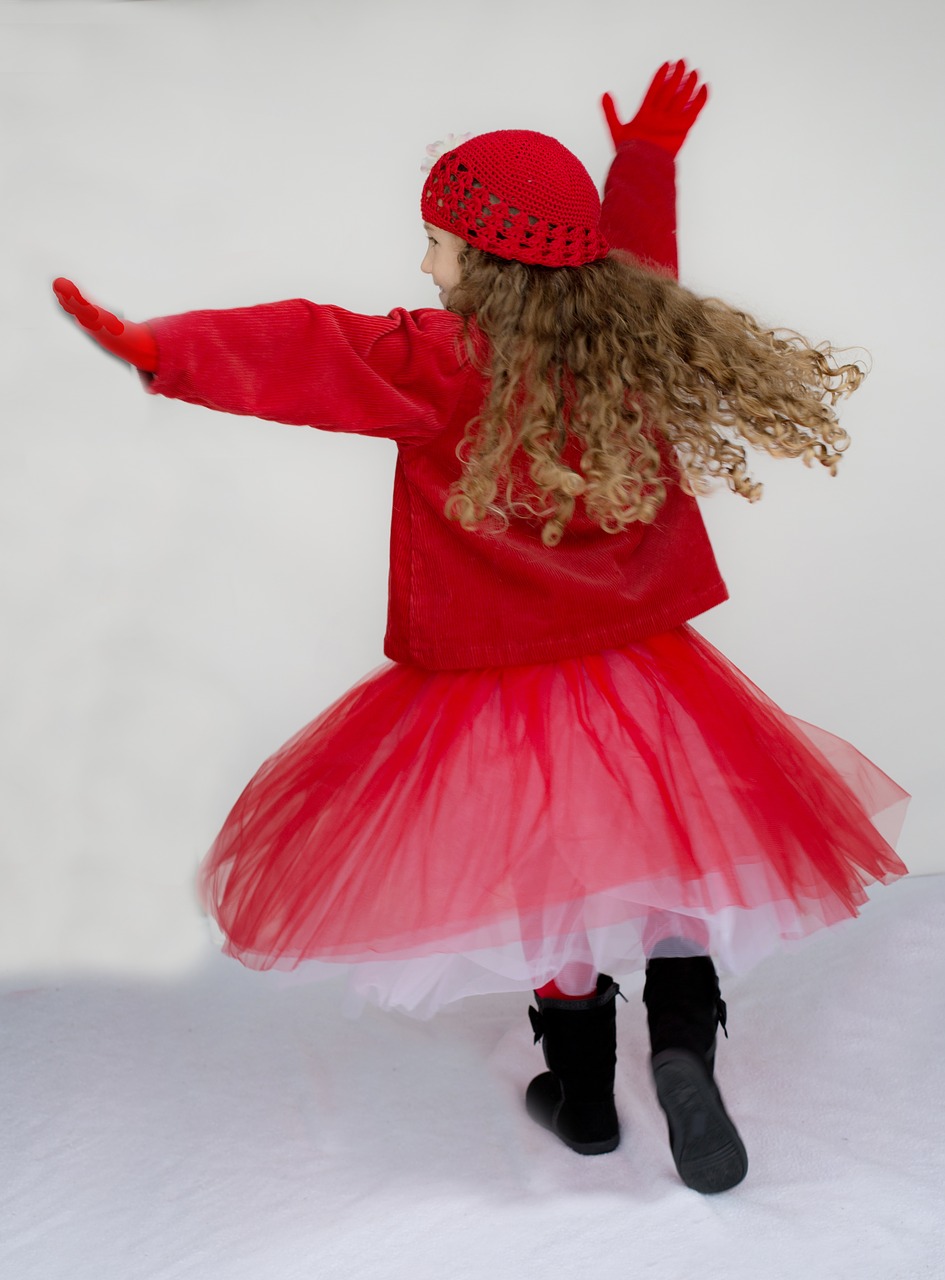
[421,130,610,268]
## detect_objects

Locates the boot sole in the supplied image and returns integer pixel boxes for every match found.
[526,1071,620,1156]
[651,1049,748,1194]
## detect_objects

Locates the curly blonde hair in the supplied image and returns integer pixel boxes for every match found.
[444,250,863,546]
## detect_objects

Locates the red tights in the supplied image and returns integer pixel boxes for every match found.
[535,977,599,1001]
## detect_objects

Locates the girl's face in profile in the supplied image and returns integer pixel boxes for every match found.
[421,223,466,307]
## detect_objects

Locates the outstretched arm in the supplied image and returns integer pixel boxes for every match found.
[53,279,472,445]
[599,60,708,277]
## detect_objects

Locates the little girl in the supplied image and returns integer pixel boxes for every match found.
[54,62,908,1196]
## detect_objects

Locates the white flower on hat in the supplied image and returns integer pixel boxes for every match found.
[420,132,472,174]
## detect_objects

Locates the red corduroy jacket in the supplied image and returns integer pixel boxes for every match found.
[144,141,727,670]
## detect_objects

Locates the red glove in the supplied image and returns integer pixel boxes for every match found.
[602,60,708,156]
[52,278,158,373]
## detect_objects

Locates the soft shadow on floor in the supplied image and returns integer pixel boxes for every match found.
[2,876,943,1280]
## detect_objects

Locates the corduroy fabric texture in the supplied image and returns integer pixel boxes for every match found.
[144,141,723,669]
[421,130,610,266]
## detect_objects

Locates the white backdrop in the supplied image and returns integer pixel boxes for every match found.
[3,0,941,978]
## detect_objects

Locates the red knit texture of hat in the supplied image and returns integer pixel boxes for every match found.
[421,130,610,267]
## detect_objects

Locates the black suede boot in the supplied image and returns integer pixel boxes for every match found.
[525,974,621,1155]
[643,956,748,1193]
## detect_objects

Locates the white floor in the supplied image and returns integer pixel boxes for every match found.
[3,874,942,1280]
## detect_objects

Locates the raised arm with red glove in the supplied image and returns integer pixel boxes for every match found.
[602,60,708,157]
[599,60,708,277]
[52,66,708,369]
[52,277,158,372]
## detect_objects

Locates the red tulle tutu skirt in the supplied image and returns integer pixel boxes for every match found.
[197,627,908,1015]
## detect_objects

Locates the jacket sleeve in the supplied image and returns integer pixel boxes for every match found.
[599,140,678,279]
[143,299,470,446]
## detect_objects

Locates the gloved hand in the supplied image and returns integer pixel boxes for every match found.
[52,278,158,373]
[602,60,708,156]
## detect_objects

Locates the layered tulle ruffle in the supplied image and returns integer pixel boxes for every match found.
[197,627,907,1015]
